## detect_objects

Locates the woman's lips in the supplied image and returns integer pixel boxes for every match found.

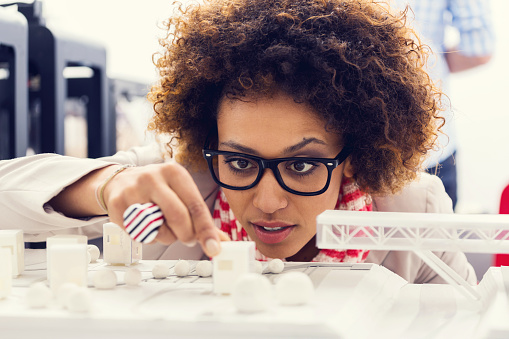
[251,221,295,244]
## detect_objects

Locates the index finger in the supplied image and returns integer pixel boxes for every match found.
[162,164,222,257]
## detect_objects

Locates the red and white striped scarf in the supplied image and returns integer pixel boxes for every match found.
[212,177,372,262]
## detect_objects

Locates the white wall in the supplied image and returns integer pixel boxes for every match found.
[451,1,509,214]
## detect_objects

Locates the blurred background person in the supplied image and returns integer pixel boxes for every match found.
[393,0,495,210]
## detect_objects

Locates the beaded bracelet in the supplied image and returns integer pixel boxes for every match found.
[95,164,135,214]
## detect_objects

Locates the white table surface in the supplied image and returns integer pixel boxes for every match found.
[1,249,508,339]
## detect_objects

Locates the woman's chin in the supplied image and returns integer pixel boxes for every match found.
[254,241,301,260]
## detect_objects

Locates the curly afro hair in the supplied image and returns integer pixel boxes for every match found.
[148,0,444,195]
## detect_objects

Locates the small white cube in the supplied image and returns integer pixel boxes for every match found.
[46,234,87,280]
[0,248,12,299]
[103,222,142,266]
[0,229,24,276]
[213,241,255,294]
[48,243,88,292]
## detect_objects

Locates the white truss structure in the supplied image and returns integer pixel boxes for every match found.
[316,210,509,302]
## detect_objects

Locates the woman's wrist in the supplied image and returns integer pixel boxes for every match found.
[48,164,122,217]
[95,164,134,214]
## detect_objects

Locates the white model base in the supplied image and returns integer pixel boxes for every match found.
[2,259,509,338]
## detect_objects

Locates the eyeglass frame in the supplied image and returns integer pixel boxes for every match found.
[202,141,353,197]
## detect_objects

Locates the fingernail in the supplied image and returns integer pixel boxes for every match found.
[205,238,221,257]
[182,240,197,247]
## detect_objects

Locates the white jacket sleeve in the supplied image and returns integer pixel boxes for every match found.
[0,143,166,241]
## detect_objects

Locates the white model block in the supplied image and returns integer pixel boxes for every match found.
[213,241,255,295]
[0,248,12,299]
[0,229,24,276]
[48,243,88,293]
[46,234,87,280]
[103,222,142,265]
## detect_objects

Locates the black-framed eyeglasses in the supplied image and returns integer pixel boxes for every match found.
[202,143,353,196]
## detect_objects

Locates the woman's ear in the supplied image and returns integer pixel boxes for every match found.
[343,158,355,178]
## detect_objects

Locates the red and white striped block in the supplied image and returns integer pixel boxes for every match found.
[123,203,164,243]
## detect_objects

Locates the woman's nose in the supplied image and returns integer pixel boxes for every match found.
[252,169,288,214]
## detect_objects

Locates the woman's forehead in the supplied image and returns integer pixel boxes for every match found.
[216,92,343,154]
[217,92,320,121]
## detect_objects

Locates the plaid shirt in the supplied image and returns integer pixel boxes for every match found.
[392,0,495,165]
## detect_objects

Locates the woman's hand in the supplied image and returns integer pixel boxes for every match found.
[102,162,229,257]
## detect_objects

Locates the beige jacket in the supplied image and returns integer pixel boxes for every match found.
[0,143,476,284]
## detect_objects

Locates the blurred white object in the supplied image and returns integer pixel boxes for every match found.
[275,271,314,306]
[232,273,272,313]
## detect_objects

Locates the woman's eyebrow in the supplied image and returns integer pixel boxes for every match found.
[284,138,326,154]
[219,138,327,156]
[219,141,258,154]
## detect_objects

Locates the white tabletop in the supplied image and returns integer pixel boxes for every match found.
[1,249,508,339]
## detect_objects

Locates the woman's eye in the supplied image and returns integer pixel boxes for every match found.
[230,158,253,170]
[290,161,314,173]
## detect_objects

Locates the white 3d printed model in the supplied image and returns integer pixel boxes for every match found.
[0,229,24,276]
[46,234,87,280]
[103,222,142,265]
[213,241,255,294]
[0,248,12,299]
[48,243,88,292]
[316,210,509,302]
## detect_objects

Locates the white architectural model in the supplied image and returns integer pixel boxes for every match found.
[152,263,170,279]
[213,241,255,294]
[87,244,100,262]
[316,210,509,302]
[0,229,24,276]
[124,268,142,286]
[26,282,52,308]
[93,270,117,289]
[195,260,213,277]
[103,222,142,265]
[0,248,12,299]
[232,273,272,313]
[267,258,284,274]
[275,271,314,306]
[46,234,87,280]
[48,243,88,292]
[174,260,190,277]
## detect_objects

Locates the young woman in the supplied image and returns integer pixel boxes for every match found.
[0,0,476,283]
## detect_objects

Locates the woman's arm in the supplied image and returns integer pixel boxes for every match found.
[48,164,120,218]
[0,143,226,256]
